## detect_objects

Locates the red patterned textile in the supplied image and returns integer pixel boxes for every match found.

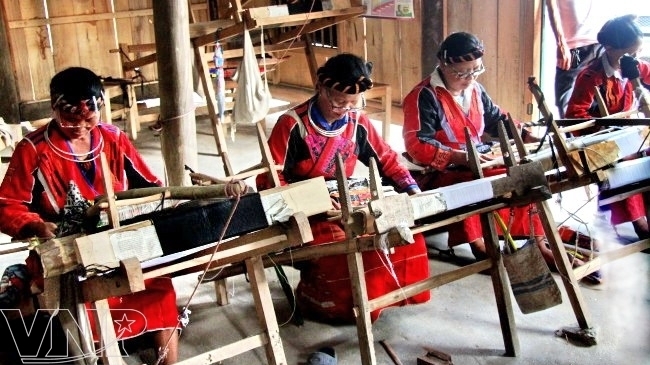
[87,278,178,341]
[296,219,430,323]
[0,121,177,338]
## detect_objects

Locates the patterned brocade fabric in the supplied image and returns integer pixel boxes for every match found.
[431,149,452,170]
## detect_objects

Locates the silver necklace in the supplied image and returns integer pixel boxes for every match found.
[307,101,348,137]
[44,122,104,163]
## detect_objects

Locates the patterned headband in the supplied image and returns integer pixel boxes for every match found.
[441,42,485,64]
[317,74,374,94]
[52,94,104,115]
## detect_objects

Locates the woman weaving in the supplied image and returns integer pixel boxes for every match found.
[566,14,650,241]
[401,32,569,269]
[0,67,179,364]
[256,53,431,324]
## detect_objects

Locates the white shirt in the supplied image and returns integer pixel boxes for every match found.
[557,0,610,49]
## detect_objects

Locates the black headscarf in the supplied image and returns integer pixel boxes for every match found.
[50,67,104,114]
[437,32,485,64]
[597,14,643,50]
[317,53,374,94]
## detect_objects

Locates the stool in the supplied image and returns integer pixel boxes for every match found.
[364,83,392,141]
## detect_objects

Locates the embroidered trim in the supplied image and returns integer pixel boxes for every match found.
[431,149,452,170]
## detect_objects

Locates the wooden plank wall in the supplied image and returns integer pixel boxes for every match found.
[337,0,424,104]
[1,0,208,104]
[4,1,55,102]
[0,2,20,123]
[1,0,540,122]
[446,0,542,121]
[113,0,157,81]
[273,47,338,90]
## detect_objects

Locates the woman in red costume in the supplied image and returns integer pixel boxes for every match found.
[0,67,179,364]
[566,14,650,240]
[402,32,565,268]
[257,53,430,323]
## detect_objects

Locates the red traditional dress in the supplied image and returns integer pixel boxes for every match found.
[566,54,650,227]
[257,98,430,323]
[402,69,544,246]
[0,122,178,340]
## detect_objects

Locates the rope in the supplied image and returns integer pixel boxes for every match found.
[156,109,196,125]
[224,179,249,197]
[274,1,317,62]
[154,181,244,365]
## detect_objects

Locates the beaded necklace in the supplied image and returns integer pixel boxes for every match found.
[307,100,352,137]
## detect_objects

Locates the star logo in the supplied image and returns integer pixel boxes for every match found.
[114,313,136,336]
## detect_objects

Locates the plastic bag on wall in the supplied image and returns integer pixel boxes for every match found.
[232,26,271,139]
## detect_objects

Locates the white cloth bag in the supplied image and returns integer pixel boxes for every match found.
[232,25,271,136]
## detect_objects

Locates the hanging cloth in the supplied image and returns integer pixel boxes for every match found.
[232,24,271,139]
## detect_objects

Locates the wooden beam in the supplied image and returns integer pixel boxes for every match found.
[153,0,197,187]
[220,41,307,59]
[122,53,158,72]
[0,11,20,123]
[189,19,238,39]
[244,7,364,28]
[8,9,154,29]
[7,4,208,29]
[192,23,247,48]
[271,14,362,44]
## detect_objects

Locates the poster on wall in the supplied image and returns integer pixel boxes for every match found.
[362,0,414,19]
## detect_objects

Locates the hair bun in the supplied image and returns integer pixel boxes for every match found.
[597,14,642,50]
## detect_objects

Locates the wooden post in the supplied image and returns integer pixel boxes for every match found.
[153,0,198,186]
[338,155,376,365]
[467,126,519,356]
[303,33,320,85]
[0,11,20,124]
[94,153,125,364]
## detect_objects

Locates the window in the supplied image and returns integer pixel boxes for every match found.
[638,15,650,61]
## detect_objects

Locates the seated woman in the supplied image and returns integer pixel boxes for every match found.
[402,32,569,269]
[0,67,179,364]
[256,53,431,323]
[566,14,650,241]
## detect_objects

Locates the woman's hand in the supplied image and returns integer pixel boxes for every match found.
[556,41,571,70]
[189,172,220,186]
[450,149,494,166]
[405,186,421,195]
[449,150,469,166]
[21,221,57,240]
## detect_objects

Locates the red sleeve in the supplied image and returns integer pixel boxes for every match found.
[0,139,45,238]
[402,85,453,170]
[641,61,650,85]
[357,115,417,191]
[566,66,603,119]
[116,128,162,188]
